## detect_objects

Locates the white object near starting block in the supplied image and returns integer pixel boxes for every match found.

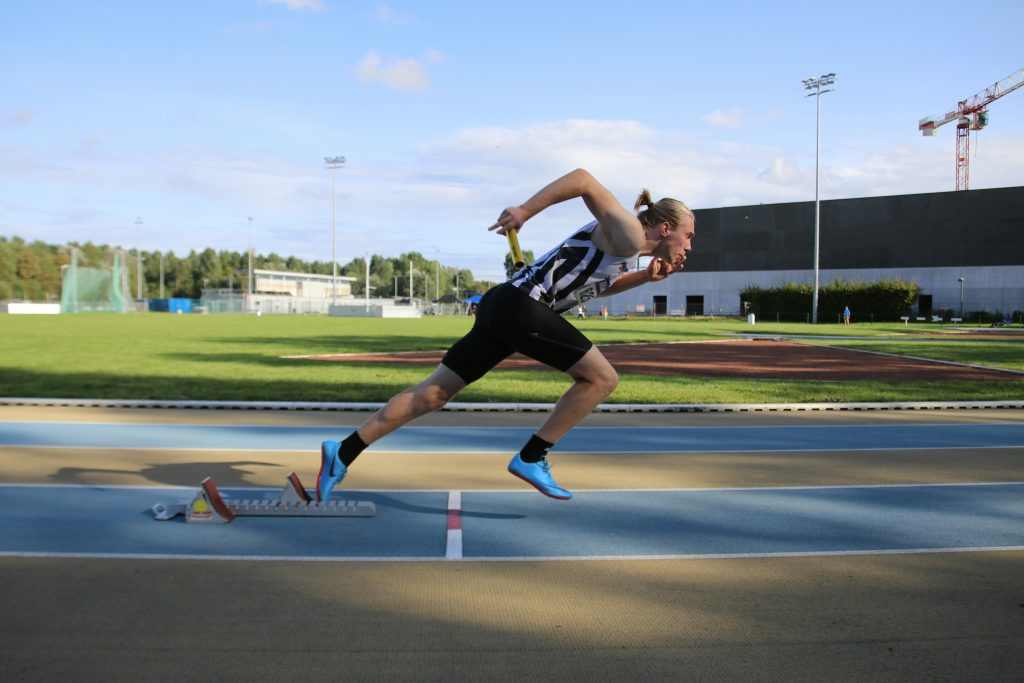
[152,472,375,523]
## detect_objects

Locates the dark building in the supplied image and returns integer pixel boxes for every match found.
[604,186,1024,319]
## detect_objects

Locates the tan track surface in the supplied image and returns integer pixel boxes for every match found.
[1,406,1022,681]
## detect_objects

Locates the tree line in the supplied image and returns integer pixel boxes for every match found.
[0,236,505,302]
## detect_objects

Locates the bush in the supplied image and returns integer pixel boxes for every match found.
[966,310,998,325]
[741,278,921,323]
[740,283,813,322]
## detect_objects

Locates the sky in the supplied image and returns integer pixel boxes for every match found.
[2,1,1022,282]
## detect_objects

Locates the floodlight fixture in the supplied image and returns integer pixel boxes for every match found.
[803,73,836,91]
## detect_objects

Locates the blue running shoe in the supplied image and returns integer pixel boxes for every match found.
[508,453,573,500]
[317,440,347,502]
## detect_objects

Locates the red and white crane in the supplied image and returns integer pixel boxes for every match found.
[919,68,1024,190]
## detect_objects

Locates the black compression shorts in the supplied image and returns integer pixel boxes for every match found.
[441,283,593,385]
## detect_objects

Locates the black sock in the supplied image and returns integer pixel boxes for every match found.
[339,431,368,467]
[519,434,554,463]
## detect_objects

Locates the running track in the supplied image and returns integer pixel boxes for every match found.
[2,416,1023,562]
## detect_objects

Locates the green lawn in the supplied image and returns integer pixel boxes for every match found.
[0,314,1020,404]
[805,338,1024,373]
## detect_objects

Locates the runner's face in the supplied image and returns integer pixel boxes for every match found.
[653,218,695,267]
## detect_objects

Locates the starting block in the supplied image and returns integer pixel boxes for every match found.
[152,472,375,523]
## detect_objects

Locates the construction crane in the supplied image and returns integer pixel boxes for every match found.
[919,68,1024,190]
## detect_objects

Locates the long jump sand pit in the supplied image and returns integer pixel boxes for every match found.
[296,338,1021,382]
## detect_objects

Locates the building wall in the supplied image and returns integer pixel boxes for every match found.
[254,271,353,299]
[600,186,1024,317]
[603,265,1024,319]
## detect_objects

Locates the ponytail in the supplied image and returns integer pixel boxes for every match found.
[634,189,693,229]
[633,189,655,213]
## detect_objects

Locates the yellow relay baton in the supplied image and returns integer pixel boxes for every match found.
[506,228,526,269]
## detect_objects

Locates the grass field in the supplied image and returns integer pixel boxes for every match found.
[0,314,1021,404]
[808,338,1024,372]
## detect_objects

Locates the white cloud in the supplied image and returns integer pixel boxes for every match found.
[702,107,745,128]
[370,3,413,25]
[412,119,707,254]
[351,50,432,93]
[758,157,802,185]
[4,116,1021,282]
[701,107,781,129]
[258,0,327,11]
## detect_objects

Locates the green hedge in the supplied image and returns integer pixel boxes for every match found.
[741,278,921,323]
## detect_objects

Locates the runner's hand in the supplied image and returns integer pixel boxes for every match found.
[488,206,527,235]
[646,257,676,281]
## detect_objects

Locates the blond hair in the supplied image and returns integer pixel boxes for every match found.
[633,189,694,229]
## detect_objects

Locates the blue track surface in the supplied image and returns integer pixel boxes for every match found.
[4,418,1023,561]
[2,483,1022,560]
[3,421,1024,452]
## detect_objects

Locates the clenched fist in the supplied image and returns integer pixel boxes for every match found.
[646,257,679,282]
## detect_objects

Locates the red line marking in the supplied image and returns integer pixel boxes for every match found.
[445,491,463,560]
[447,508,461,530]
[447,492,462,531]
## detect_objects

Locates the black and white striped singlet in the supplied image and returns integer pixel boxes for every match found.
[508,221,634,313]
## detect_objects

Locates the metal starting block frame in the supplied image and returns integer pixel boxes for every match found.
[152,472,375,523]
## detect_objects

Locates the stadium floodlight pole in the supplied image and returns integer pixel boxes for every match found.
[958,276,965,318]
[325,156,346,305]
[134,218,144,300]
[803,72,835,324]
[243,215,251,301]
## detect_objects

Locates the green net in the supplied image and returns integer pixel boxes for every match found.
[61,250,129,313]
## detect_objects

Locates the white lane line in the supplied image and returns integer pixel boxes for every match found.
[788,340,1024,377]
[3,545,1024,563]
[3,397,1024,412]
[3,481,1021,493]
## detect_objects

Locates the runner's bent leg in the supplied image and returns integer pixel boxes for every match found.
[507,348,615,500]
[318,289,510,500]
[480,286,616,448]
[534,345,618,444]
[331,288,510,469]
[355,363,467,445]
[317,364,466,501]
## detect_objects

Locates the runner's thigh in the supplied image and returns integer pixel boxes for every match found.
[483,284,592,372]
[441,290,515,384]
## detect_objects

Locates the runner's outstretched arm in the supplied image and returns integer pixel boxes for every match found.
[489,169,645,257]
